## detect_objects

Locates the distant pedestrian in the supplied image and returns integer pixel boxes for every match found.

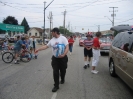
[30,36,37,58]
[83,34,93,69]
[35,28,69,92]
[91,32,102,74]
[68,36,74,55]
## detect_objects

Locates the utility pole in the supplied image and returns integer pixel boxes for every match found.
[43,1,46,44]
[109,7,118,26]
[94,24,100,32]
[43,0,54,44]
[63,10,67,35]
[48,11,53,39]
[98,25,100,32]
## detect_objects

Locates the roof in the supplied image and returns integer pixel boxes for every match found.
[31,27,43,32]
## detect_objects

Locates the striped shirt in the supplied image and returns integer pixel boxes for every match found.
[83,39,93,47]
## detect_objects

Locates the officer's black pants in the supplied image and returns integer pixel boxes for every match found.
[51,55,68,87]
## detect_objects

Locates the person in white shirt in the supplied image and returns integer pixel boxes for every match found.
[35,28,69,92]
[30,36,37,58]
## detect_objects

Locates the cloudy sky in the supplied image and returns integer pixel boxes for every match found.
[0,0,133,33]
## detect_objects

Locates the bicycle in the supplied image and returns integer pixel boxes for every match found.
[2,48,32,63]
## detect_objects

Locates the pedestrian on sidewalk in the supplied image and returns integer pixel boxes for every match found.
[35,28,69,92]
[91,32,102,74]
[83,34,93,69]
[68,36,74,55]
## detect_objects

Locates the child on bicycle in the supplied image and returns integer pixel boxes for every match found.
[0,40,3,54]
[14,36,25,64]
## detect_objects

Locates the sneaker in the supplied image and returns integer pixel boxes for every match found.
[52,86,59,92]
[94,70,99,73]
[91,70,98,74]
[87,64,90,67]
[83,65,87,69]
[14,61,19,64]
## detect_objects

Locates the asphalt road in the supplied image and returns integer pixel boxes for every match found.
[0,39,133,99]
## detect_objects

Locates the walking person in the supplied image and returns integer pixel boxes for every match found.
[30,36,37,58]
[83,34,93,69]
[35,28,69,92]
[91,32,102,74]
[68,36,74,55]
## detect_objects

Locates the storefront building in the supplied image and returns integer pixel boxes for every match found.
[0,23,24,37]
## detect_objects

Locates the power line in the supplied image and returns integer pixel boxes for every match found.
[0,1,43,13]
[67,0,128,12]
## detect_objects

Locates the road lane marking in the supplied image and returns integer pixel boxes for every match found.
[51,92,57,99]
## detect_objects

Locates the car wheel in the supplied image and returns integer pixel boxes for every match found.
[109,59,116,77]
[100,52,103,56]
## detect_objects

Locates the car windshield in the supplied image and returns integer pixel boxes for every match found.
[100,38,112,43]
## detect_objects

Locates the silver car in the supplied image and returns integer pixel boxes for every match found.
[109,30,133,90]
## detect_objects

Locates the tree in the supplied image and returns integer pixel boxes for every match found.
[3,16,18,25]
[59,26,72,36]
[21,17,30,33]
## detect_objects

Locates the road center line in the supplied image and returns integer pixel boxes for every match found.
[51,92,57,99]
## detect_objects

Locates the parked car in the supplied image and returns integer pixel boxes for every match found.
[108,30,133,90]
[0,34,10,41]
[79,36,86,46]
[100,37,112,55]
[8,34,22,43]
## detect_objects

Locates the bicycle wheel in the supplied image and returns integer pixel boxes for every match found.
[2,52,14,63]
[20,51,31,62]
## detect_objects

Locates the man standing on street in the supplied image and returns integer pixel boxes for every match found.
[35,28,69,92]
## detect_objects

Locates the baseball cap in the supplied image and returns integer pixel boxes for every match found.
[51,28,60,33]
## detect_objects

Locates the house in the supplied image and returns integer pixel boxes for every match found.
[28,27,50,38]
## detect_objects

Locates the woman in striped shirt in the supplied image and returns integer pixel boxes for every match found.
[83,34,93,69]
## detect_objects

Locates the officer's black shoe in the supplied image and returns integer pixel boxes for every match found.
[60,80,65,84]
[83,65,87,69]
[52,86,59,92]
[87,64,90,67]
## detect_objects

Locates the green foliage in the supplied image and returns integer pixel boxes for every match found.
[3,16,18,25]
[21,17,30,33]
[59,26,72,36]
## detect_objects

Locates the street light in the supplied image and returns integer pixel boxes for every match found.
[43,0,54,44]
[104,16,113,26]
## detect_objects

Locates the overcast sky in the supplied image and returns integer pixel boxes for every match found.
[0,0,133,33]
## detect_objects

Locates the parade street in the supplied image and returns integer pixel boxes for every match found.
[0,39,133,99]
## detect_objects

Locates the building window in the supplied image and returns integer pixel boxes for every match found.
[29,33,31,36]
[35,33,37,36]
[40,32,42,36]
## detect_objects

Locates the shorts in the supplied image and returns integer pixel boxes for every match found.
[14,49,21,54]
[84,48,93,57]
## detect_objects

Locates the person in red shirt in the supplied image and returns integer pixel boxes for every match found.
[91,32,102,74]
[68,36,75,55]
